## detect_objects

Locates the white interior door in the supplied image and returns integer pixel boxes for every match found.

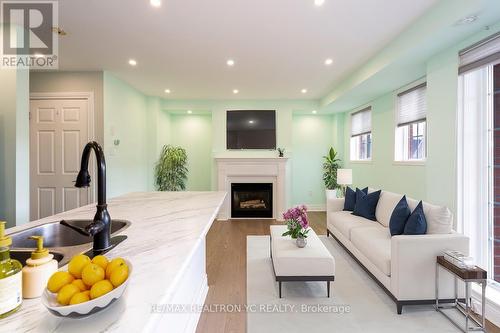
[30,98,92,221]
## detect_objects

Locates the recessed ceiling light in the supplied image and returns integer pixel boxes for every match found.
[128,59,137,66]
[455,15,478,25]
[150,0,161,7]
[187,110,192,114]
[324,58,333,66]
[248,120,254,124]
[164,89,171,94]
[312,110,317,114]
[314,0,325,6]
[301,89,308,94]
[233,89,239,94]
[226,59,235,66]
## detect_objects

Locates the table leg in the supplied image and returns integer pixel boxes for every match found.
[454,275,458,306]
[465,282,470,332]
[279,281,282,298]
[435,262,439,310]
[327,281,330,298]
[482,281,486,329]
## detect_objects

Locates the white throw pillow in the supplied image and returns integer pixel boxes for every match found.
[375,191,404,228]
[407,198,453,234]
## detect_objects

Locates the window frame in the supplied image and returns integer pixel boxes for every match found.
[394,82,428,163]
[350,107,372,162]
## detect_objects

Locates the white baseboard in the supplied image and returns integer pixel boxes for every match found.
[472,285,500,328]
[305,204,326,211]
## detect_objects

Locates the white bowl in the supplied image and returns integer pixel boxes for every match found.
[41,260,132,318]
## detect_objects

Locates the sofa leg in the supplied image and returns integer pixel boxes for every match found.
[326,229,330,237]
[397,302,403,315]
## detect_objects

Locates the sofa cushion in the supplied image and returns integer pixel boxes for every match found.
[351,225,392,276]
[407,198,452,234]
[376,191,406,227]
[344,187,368,211]
[404,201,427,235]
[389,196,411,236]
[329,211,376,240]
[352,189,381,221]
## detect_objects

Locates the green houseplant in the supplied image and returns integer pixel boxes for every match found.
[155,145,188,191]
[322,147,341,197]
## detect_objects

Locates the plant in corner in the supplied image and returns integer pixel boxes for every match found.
[322,147,341,197]
[282,205,310,248]
[155,145,188,191]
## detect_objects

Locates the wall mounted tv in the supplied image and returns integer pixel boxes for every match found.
[226,110,276,150]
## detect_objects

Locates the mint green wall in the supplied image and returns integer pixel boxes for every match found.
[103,72,150,198]
[170,114,212,191]
[341,24,500,216]
[292,115,336,207]
[0,68,29,227]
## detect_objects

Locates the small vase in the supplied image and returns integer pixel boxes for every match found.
[296,237,307,248]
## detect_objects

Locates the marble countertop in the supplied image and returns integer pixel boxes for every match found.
[1,191,226,333]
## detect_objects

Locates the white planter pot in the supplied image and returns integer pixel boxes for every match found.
[325,189,338,200]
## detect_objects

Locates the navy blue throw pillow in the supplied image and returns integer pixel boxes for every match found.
[344,187,368,211]
[403,201,427,235]
[389,196,411,236]
[352,189,381,221]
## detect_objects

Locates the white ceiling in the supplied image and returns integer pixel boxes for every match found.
[58,0,440,99]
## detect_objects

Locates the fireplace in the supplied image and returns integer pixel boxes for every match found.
[231,183,273,218]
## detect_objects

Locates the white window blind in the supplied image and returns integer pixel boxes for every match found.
[350,107,371,137]
[459,32,500,74]
[396,83,427,126]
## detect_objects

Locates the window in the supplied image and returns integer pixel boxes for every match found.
[350,107,372,161]
[457,32,500,287]
[395,83,427,161]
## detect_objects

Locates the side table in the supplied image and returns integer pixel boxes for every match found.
[435,256,487,332]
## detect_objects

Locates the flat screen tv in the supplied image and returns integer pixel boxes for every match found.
[227,110,276,150]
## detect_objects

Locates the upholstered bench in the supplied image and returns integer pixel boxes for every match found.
[270,225,335,298]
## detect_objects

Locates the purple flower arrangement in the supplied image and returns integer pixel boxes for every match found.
[282,205,311,239]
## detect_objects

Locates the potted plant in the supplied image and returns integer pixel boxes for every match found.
[281,205,310,248]
[277,147,285,157]
[322,147,341,199]
[155,145,188,191]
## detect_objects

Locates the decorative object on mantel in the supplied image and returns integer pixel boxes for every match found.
[336,169,352,197]
[277,147,285,157]
[155,145,188,191]
[281,205,310,248]
[323,147,342,199]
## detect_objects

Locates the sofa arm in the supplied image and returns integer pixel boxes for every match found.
[327,197,345,213]
[390,233,469,301]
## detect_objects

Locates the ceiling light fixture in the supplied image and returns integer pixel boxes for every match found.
[164,89,171,94]
[248,120,254,124]
[128,59,137,66]
[312,110,317,114]
[233,89,239,94]
[455,15,478,25]
[324,58,333,66]
[150,0,161,8]
[301,89,308,94]
[187,110,192,114]
[314,0,325,6]
[226,59,235,66]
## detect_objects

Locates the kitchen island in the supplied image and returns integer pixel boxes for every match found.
[1,191,226,333]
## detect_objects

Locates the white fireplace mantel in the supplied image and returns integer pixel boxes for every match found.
[215,157,290,220]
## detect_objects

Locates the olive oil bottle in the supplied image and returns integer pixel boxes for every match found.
[0,221,22,318]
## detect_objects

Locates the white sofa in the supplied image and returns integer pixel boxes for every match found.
[326,189,469,314]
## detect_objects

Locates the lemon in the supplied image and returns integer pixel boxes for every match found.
[110,264,129,287]
[81,263,105,287]
[90,280,113,299]
[57,284,80,305]
[92,255,109,270]
[47,271,74,293]
[81,290,91,298]
[68,254,91,279]
[69,291,90,305]
[105,258,126,279]
[71,279,88,291]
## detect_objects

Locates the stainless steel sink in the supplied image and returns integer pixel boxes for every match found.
[8,219,131,267]
[10,250,64,267]
[10,219,130,248]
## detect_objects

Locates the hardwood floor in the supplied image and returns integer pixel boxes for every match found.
[195,212,499,333]
[195,212,326,333]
